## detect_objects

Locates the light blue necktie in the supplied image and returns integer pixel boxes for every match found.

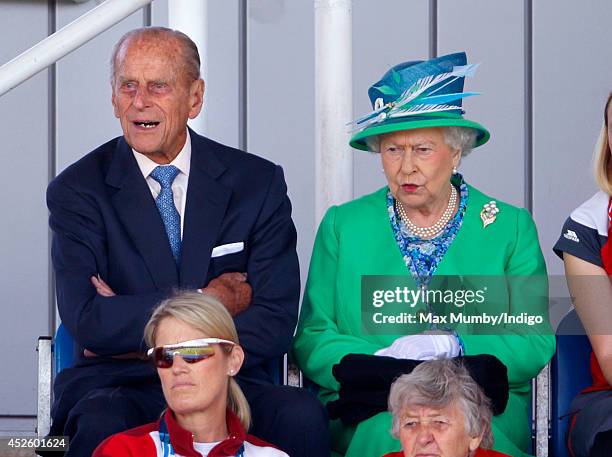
[150,165,181,265]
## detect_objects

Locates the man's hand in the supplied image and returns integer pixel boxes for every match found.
[91,275,116,297]
[203,272,252,316]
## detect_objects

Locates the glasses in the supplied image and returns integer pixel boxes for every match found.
[147,338,235,368]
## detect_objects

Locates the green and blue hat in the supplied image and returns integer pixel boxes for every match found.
[349,52,490,151]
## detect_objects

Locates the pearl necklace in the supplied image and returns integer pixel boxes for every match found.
[396,184,457,239]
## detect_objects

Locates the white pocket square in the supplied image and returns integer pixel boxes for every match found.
[211,242,244,258]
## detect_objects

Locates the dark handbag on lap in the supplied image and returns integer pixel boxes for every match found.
[327,353,509,425]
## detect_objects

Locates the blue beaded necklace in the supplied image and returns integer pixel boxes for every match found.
[388,174,468,288]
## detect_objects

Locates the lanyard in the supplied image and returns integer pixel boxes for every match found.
[159,413,245,457]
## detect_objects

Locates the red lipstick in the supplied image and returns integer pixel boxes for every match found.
[402,184,419,193]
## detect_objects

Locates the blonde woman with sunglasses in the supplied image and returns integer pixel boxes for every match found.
[94,292,289,457]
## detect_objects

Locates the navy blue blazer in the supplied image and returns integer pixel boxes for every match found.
[47,129,300,388]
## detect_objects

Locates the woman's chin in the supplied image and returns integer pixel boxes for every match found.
[398,195,427,210]
[169,401,202,416]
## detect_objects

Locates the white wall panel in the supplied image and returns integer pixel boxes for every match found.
[247,0,315,289]
[533,0,612,274]
[203,0,241,148]
[352,0,430,199]
[0,0,50,421]
[151,0,169,26]
[439,0,526,208]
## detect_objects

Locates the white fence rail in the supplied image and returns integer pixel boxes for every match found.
[0,0,153,97]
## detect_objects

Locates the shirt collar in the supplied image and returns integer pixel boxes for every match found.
[132,129,192,179]
[163,408,246,457]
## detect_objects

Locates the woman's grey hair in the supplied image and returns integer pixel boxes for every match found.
[110,27,201,85]
[444,126,478,157]
[388,359,493,449]
[366,126,478,157]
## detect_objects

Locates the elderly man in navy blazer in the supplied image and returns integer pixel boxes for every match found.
[45,27,328,457]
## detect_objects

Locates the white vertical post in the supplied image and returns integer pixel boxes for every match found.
[36,337,52,437]
[168,0,208,135]
[314,0,353,224]
[535,366,550,457]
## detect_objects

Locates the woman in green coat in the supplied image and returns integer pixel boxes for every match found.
[292,52,554,457]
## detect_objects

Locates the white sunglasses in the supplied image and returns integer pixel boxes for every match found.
[147,338,235,368]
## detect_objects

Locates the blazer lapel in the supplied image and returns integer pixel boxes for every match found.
[106,138,179,290]
[179,131,231,288]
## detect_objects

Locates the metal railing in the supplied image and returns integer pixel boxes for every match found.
[0,0,153,97]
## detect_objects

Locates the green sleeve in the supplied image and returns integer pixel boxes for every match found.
[292,206,381,391]
[462,208,556,385]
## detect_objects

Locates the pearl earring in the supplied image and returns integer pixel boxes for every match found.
[452,166,458,174]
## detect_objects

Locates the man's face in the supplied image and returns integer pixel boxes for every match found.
[111,37,204,164]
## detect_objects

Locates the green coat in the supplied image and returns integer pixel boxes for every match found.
[293,185,555,457]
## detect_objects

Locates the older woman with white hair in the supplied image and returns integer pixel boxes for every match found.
[384,359,509,457]
[94,292,288,457]
[293,52,554,457]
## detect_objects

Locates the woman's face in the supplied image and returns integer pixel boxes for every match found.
[154,317,243,417]
[398,401,482,457]
[380,128,460,211]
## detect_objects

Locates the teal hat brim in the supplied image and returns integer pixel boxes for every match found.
[349,112,490,151]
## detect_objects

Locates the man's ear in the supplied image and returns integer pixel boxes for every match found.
[111,90,120,119]
[188,79,205,120]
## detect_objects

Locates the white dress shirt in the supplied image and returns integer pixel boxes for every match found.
[132,130,191,238]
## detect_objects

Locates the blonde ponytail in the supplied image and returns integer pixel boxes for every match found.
[228,377,251,431]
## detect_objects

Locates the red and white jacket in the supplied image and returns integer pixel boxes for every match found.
[93,409,289,457]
